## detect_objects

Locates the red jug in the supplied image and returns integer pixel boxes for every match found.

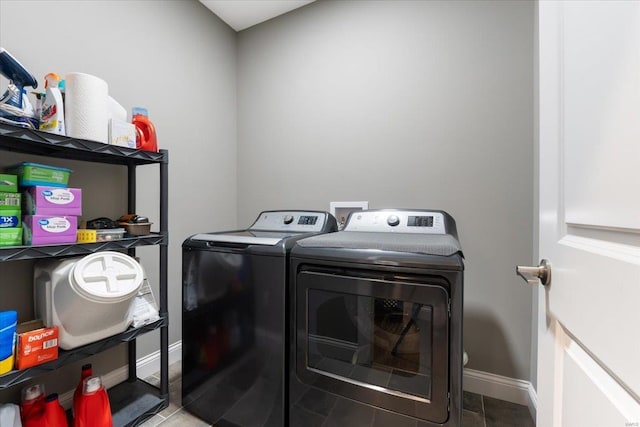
[131,107,158,152]
[73,376,113,427]
[43,393,67,427]
[20,384,45,427]
[72,364,92,412]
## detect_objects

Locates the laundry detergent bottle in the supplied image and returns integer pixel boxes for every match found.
[20,384,45,427]
[43,393,67,427]
[72,364,92,415]
[73,376,113,427]
[39,73,65,135]
[131,107,157,152]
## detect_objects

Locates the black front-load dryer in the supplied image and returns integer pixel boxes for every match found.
[289,209,464,427]
[182,210,337,426]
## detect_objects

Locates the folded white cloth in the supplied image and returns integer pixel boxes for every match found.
[0,403,22,427]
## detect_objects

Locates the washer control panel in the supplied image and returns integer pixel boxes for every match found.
[345,210,447,234]
[250,211,328,232]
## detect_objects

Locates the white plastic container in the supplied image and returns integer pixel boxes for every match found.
[34,251,143,350]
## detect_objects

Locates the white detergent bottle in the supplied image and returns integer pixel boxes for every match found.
[39,72,65,135]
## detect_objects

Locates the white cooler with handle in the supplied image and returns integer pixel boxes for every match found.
[34,251,143,350]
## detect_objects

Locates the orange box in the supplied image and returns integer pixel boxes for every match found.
[15,320,59,370]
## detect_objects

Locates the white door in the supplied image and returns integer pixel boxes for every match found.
[535,1,640,426]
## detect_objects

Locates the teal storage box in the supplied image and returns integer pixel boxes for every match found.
[6,162,72,188]
[0,174,17,193]
[0,192,20,210]
[0,209,21,228]
[0,228,22,247]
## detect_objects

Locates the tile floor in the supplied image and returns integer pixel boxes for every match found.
[139,361,535,427]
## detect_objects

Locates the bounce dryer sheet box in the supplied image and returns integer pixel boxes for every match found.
[15,320,59,370]
[0,174,17,193]
[23,215,78,245]
[0,192,20,210]
[23,186,82,216]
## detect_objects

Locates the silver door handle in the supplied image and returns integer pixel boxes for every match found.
[516,259,551,286]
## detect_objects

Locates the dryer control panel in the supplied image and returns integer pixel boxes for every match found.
[250,210,333,232]
[344,210,447,234]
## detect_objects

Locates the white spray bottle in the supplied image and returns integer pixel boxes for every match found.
[39,72,65,135]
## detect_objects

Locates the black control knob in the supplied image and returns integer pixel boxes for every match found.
[283,215,294,224]
[387,215,400,227]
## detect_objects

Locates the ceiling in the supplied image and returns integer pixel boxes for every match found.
[199,0,316,31]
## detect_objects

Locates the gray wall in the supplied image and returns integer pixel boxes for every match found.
[0,0,236,398]
[0,0,536,400]
[237,0,534,380]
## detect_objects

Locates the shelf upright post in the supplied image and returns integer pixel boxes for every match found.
[127,162,137,382]
[128,162,137,216]
[159,150,169,400]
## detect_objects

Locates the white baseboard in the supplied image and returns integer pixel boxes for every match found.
[136,340,183,379]
[527,381,538,423]
[464,367,537,421]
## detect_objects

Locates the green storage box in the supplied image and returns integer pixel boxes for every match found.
[0,209,20,228]
[6,162,72,188]
[0,192,21,210]
[0,228,22,247]
[0,174,17,193]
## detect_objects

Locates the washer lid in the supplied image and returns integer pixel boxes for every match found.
[71,251,143,302]
[190,230,298,246]
[296,231,463,257]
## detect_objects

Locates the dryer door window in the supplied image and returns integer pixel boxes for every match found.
[296,270,450,423]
